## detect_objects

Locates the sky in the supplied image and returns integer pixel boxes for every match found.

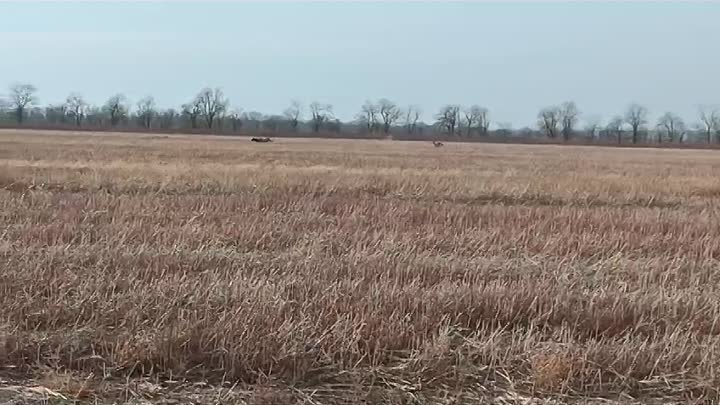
[1,1,719,128]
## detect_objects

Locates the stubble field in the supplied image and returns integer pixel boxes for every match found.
[2,129,720,404]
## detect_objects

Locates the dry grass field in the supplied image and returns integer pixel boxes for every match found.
[2,129,720,404]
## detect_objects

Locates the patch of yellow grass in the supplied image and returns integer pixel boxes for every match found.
[2,130,720,403]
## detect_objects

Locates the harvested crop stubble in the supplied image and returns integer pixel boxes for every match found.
[1,129,720,403]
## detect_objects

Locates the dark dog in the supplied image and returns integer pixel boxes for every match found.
[251,137,272,143]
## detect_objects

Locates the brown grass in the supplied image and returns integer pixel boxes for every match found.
[2,129,720,403]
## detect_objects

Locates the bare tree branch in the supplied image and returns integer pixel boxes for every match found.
[404,105,421,135]
[357,101,379,134]
[699,105,719,144]
[197,88,228,129]
[463,105,489,136]
[378,98,401,135]
[9,83,37,124]
[538,106,560,139]
[103,94,128,127]
[560,101,579,141]
[436,105,460,135]
[136,96,156,129]
[606,116,624,144]
[283,100,303,132]
[310,102,333,133]
[182,97,203,129]
[64,93,88,127]
[625,103,648,144]
[228,108,243,132]
[657,112,686,143]
[583,115,602,140]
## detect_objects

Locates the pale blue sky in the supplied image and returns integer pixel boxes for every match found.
[1,2,719,127]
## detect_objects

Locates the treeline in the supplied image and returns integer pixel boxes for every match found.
[2,83,720,144]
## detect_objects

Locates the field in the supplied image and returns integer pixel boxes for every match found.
[2,129,720,404]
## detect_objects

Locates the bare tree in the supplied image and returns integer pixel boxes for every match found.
[8,83,37,124]
[404,105,421,134]
[158,109,177,129]
[436,105,460,135]
[310,102,333,133]
[463,105,489,136]
[584,115,602,140]
[136,96,156,129]
[378,98,401,135]
[478,107,490,136]
[357,101,379,133]
[228,108,243,132]
[103,94,128,127]
[182,97,203,129]
[283,100,302,132]
[538,106,560,139]
[699,106,719,144]
[606,116,624,144]
[196,87,228,129]
[559,101,579,141]
[462,108,475,137]
[625,103,648,144]
[65,93,88,127]
[657,112,686,143]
